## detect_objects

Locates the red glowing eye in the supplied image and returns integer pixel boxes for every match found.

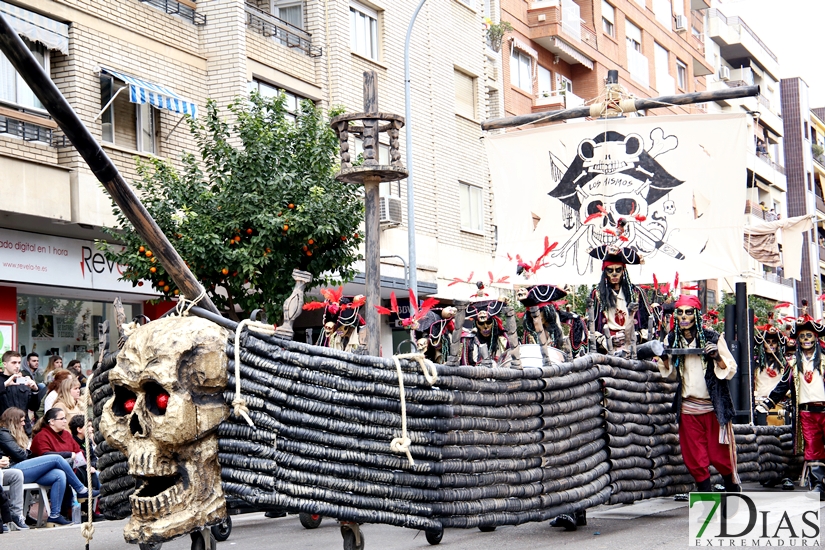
[124,398,136,413]
[156,393,169,412]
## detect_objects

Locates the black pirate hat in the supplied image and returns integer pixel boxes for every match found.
[791,316,825,338]
[754,325,786,346]
[588,245,644,266]
[517,284,567,307]
[466,297,505,319]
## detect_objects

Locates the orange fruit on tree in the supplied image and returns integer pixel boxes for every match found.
[246,228,253,235]
[174,289,180,295]
[163,285,170,292]
[308,239,314,245]
[158,281,166,287]
[145,250,153,257]
[288,203,295,209]
[306,250,313,256]
[138,246,145,253]
[234,235,241,242]
[302,245,308,251]
[149,267,157,273]
[283,224,289,231]
[221,268,229,275]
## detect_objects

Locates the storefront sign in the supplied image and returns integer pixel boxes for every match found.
[0,228,157,295]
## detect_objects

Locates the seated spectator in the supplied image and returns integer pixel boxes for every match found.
[43,370,73,414]
[65,360,87,389]
[43,356,64,388]
[69,415,101,521]
[0,457,26,531]
[51,377,82,424]
[0,408,92,527]
[0,483,10,533]
[0,351,40,436]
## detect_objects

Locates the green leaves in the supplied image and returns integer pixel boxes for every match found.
[99,91,364,322]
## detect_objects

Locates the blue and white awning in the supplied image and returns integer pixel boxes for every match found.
[100,67,198,118]
[0,0,69,54]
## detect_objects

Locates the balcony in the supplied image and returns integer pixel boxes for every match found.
[244,4,322,57]
[527,0,595,69]
[139,0,206,25]
[817,195,825,214]
[533,90,584,112]
[627,47,650,89]
[820,244,825,263]
[706,9,779,82]
[762,271,794,288]
[0,107,67,147]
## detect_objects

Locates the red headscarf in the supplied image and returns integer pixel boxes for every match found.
[601,260,625,270]
[674,294,701,311]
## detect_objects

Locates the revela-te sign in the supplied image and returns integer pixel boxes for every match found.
[689,492,820,547]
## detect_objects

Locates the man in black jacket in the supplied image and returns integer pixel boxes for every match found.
[0,351,40,436]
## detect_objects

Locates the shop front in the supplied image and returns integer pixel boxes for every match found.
[0,227,159,376]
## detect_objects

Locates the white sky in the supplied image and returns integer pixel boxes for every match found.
[717,0,825,108]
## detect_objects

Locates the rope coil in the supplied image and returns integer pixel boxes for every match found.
[233,319,279,428]
[173,287,207,317]
[389,353,438,466]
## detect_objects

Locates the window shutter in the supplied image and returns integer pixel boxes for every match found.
[454,70,476,120]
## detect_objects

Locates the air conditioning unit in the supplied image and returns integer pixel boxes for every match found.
[718,65,731,81]
[674,15,687,31]
[379,195,403,227]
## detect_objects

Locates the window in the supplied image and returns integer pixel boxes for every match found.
[272,1,304,29]
[248,79,313,122]
[653,0,672,29]
[654,43,669,76]
[510,49,532,92]
[602,1,615,37]
[350,2,379,61]
[454,69,477,120]
[460,182,483,232]
[0,38,47,111]
[558,75,573,93]
[676,59,687,89]
[625,20,642,52]
[538,65,552,96]
[99,75,158,154]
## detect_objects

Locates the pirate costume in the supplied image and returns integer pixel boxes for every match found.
[460,298,509,367]
[752,326,789,426]
[768,316,825,497]
[589,245,652,356]
[518,284,567,351]
[657,294,740,493]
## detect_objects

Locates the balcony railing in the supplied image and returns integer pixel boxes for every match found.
[581,24,597,48]
[762,271,794,288]
[690,32,705,55]
[708,9,778,63]
[627,47,649,88]
[139,0,206,25]
[817,195,825,214]
[0,107,68,147]
[820,244,825,262]
[755,151,786,175]
[245,4,322,58]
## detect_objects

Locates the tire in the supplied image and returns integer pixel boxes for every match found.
[342,527,365,550]
[190,530,216,550]
[478,525,497,532]
[211,516,232,542]
[425,528,443,545]
[139,544,163,550]
[299,512,323,529]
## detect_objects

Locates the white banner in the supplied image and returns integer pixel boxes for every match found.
[0,228,157,295]
[486,114,749,285]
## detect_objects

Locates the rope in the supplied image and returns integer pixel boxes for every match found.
[80,374,95,548]
[173,287,207,317]
[389,353,437,466]
[120,321,138,339]
[233,319,278,428]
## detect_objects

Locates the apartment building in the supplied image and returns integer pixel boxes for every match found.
[500,0,712,119]
[781,77,823,318]
[701,7,792,309]
[0,0,498,359]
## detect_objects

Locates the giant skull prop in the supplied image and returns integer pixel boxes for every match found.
[100,316,229,543]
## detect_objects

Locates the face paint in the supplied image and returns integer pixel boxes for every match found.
[476,311,494,338]
[763,338,778,354]
[798,330,817,351]
[675,307,696,330]
[605,265,624,286]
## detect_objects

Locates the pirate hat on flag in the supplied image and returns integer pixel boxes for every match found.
[517,284,567,307]
[588,245,644,266]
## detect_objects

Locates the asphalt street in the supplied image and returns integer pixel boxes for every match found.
[8,488,824,550]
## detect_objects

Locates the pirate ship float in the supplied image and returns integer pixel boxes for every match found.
[0,16,801,550]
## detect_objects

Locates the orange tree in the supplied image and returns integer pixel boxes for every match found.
[99,92,364,321]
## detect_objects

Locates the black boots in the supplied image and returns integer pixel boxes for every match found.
[721,474,741,493]
[550,510,586,531]
[697,478,712,492]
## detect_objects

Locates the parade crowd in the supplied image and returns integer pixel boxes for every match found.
[0,351,101,532]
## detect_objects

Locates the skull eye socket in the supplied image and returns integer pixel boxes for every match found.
[143,380,170,416]
[615,198,638,216]
[586,201,603,216]
[112,385,137,417]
